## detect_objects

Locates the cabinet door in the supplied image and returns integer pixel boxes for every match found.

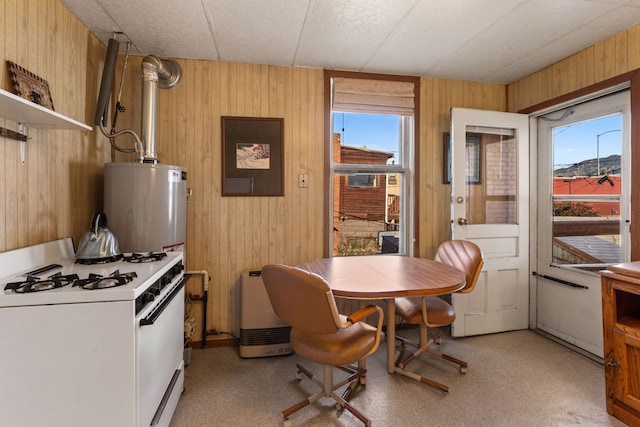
[612,328,640,413]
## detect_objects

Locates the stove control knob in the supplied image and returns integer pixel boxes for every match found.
[144,293,155,304]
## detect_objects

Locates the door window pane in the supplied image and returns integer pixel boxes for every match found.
[464,127,517,225]
[552,115,622,266]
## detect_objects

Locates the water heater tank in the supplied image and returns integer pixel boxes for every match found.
[104,162,187,253]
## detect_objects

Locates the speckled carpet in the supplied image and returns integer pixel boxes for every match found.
[170,329,626,427]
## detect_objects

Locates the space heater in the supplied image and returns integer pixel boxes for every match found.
[239,270,292,358]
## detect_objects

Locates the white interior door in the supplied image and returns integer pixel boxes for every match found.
[450,108,530,337]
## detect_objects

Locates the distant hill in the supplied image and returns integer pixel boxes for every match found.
[554,154,620,177]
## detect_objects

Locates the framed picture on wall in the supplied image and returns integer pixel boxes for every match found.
[6,60,55,111]
[222,117,284,196]
[443,133,482,184]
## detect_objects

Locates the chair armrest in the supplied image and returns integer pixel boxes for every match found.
[346,305,385,357]
[347,305,381,324]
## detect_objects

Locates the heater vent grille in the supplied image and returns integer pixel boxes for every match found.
[239,270,293,357]
[239,326,291,346]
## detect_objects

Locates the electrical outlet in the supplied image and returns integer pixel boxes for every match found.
[299,174,309,188]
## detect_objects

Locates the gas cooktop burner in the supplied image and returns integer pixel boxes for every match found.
[123,252,167,263]
[73,271,138,290]
[76,254,124,265]
[4,273,80,293]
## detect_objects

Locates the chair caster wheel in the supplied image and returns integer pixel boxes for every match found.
[295,370,302,380]
[460,366,467,374]
[283,418,292,427]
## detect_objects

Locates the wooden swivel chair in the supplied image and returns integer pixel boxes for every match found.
[261,264,384,427]
[394,240,484,393]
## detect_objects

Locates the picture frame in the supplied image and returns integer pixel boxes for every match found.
[443,133,482,184]
[222,117,284,196]
[6,60,55,111]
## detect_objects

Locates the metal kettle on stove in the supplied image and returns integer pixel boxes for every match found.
[76,212,122,261]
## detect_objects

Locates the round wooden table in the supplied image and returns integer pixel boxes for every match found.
[298,255,466,373]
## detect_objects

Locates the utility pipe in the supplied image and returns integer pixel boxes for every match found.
[186,270,210,347]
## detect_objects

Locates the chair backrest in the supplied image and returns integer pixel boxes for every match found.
[434,240,484,293]
[261,264,342,334]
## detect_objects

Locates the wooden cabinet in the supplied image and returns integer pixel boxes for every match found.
[600,263,640,427]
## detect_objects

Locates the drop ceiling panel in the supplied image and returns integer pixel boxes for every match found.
[92,0,217,59]
[58,0,640,84]
[363,0,525,76]
[206,0,309,65]
[60,0,135,51]
[59,0,116,33]
[294,0,419,71]
[426,0,629,82]
[491,4,640,83]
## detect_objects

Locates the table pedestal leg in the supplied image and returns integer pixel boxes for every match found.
[386,299,396,373]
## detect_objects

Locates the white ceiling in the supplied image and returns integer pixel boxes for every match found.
[60,0,640,84]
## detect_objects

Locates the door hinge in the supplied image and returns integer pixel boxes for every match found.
[606,356,620,370]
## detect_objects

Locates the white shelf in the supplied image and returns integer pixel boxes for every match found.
[0,88,91,131]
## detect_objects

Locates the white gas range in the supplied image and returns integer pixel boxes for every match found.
[0,238,185,427]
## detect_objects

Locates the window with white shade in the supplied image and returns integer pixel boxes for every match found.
[326,71,418,257]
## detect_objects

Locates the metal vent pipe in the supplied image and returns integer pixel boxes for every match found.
[140,56,182,163]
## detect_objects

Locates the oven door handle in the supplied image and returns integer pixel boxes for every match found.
[140,277,185,326]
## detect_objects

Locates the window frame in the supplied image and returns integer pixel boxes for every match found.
[323,70,419,257]
[519,71,640,260]
[536,90,630,272]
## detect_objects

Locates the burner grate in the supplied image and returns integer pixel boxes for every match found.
[5,273,79,293]
[73,271,138,290]
[75,254,124,265]
[123,252,167,263]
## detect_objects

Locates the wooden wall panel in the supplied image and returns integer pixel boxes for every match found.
[116,57,506,338]
[629,26,640,71]
[0,0,110,253]
[508,24,640,112]
[111,58,325,339]
[6,0,640,345]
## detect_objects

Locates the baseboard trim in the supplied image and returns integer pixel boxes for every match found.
[532,328,604,366]
[189,338,236,349]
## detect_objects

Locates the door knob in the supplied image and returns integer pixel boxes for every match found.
[458,218,468,225]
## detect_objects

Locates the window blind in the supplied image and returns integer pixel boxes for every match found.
[332,77,415,116]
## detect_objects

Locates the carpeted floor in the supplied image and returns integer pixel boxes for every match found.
[170,329,627,426]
